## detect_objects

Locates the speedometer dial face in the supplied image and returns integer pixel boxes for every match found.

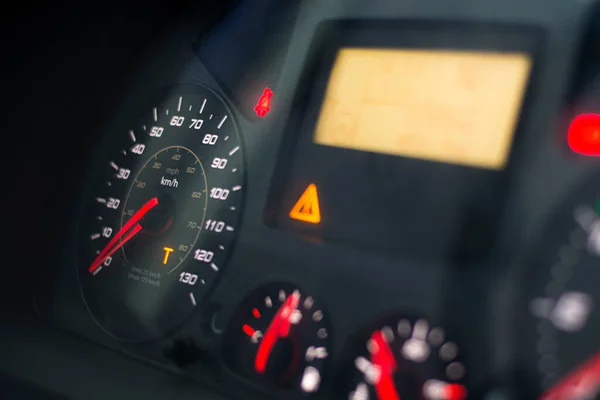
[78,84,244,341]
[523,177,600,398]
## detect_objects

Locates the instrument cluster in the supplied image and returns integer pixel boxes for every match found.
[31,0,600,399]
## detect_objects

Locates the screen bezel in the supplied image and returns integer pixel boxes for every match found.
[266,20,544,264]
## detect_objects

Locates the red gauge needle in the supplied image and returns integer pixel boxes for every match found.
[370,330,400,400]
[88,197,159,273]
[540,351,600,400]
[254,291,300,373]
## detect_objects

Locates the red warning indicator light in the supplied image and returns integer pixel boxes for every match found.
[254,87,273,117]
[568,113,600,156]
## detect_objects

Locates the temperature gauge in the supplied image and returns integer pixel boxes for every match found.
[343,315,468,400]
[223,282,330,395]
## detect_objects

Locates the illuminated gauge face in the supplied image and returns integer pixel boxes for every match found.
[78,85,244,341]
[522,177,600,399]
[119,146,206,272]
[223,283,331,395]
[342,315,468,400]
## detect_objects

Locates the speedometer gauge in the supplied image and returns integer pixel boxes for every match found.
[78,84,244,341]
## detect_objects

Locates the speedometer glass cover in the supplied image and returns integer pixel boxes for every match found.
[78,84,244,342]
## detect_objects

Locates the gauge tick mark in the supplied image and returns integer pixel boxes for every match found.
[218,115,228,129]
[304,296,314,309]
[243,324,255,336]
[313,310,323,322]
[129,130,136,142]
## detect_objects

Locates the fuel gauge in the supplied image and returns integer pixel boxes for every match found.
[223,282,330,395]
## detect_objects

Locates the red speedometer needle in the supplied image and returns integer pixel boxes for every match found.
[88,197,159,273]
[254,291,300,374]
[370,331,400,400]
[540,351,600,400]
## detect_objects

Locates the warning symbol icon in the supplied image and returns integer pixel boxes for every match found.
[289,184,321,224]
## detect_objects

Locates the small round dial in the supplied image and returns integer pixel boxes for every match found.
[343,315,468,400]
[223,282,330,395]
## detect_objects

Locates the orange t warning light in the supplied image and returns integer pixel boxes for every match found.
[163,247,174,264]
[254,87,273,117]
[289,184,321,224]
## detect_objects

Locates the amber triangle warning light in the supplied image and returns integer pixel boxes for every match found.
[289,184,321,224]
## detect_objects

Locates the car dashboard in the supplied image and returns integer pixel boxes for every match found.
[2,0,600,399]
